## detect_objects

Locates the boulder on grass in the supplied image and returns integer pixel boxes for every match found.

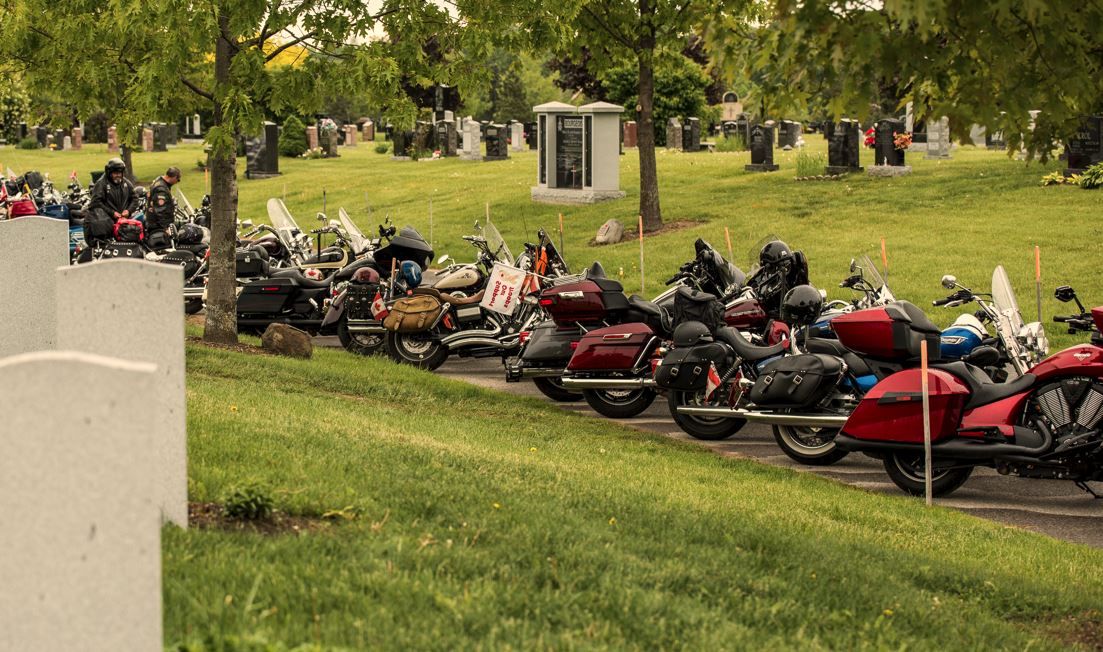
[595,219,625,245]
[261,324,313,359]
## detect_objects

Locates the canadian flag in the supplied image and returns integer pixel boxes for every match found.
[370,290,387,319]
[704,363,722,401]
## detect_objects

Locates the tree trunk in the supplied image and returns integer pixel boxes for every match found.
[203,8,239,344]
[120,144,136,183]
[636,0,661,233]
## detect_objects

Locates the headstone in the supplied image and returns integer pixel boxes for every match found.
[510,122,525,151]
[778,120,801,149]
[1065,116,1103,175]
[166,124,178,145]
[142,127,154,152]
[868,119,912,176]
[17,121,27,140]
[823,120,835,141]
[594,219,625,245]
[414,121,433,153]
[682,117,701,152]
[392,130,414,160]
[436,119,457,156]
[324,130,339,157]
[985,131,1006,150]
[624,121,638,148]
[46,134,55,149]
[525,122,538,149]
[667,117,683,150]
[192,114,202,135]
[362,120,375,142]
[925,116,952,160]
[55,260,188,527]
[969,124,986,147]
[245,121,280,179]
[54,129,66,149]
[721,91,743,121]
[744,124,779,172]
[484,123,509,161]
[306,125,319,151]
[63,135,72,150]
[0,350,162,652]
[35,126,48,147]
[531,101,625,204]
[825,119,863,174]
[460,118,481,160]
[107,126,119,153]
[152,123,168,152]
[343,124,357,147]
[0,217,69,357]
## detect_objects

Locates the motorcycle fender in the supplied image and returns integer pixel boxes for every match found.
[320,290,347,328]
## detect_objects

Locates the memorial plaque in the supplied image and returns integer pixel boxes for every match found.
[555,115,584,188]
[1066,116,1103,173]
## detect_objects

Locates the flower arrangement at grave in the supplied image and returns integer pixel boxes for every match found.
[863,127,875,148]
[893,132,912,151]
[318,118,338,135]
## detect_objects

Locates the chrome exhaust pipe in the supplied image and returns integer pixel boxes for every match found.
[520,368,565,378]
[346,323,386,334]
[560,377,657,390]
[444,336,512,350]
[182,287,205,299]
[675,406,848,428]
[440,328,501,346]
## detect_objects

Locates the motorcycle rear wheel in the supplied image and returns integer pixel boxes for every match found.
[772,424,849,465]
[385,331,449,370]
[582,388,656,418]
[883,454,973,497]
[338,318,384,356]
[533,377,582,402]
[667,390,746,440]
[184,298,204,315]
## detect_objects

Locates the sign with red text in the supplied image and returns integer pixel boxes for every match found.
[480,263,529,315]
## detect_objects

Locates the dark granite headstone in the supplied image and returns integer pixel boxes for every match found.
[823,121,835,141]
[392,130,414,159]
[484,123,509,161]
[826,119,863,174]
[152,124,168,152]
[525,122,538,149]
[54,129,66,149]
[744,124,779,172]
[35,126,48,147]
[682,117,701,152]
[1065,116,1103,175]
[985,131,1006,150]
[414,121,433,153]
[873,119,906,166]
[17,122,27,140]
[246,121,280,179]
[166,124,178,145]
[435,119,457,156]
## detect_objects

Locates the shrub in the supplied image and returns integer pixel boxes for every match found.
[222,483,274,521]
[1040,171,1068,186]
[1079,162,1103,190]
[279,116,307,157]
[374,143,390,155]
[795,150,826,177]
[17,137,39,150]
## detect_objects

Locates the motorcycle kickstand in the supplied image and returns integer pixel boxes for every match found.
[1074,481,1103,499]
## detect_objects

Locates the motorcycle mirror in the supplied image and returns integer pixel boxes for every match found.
[316,212,327,222]
[240,219,254,229]
[437,254,452,265]
[329,220,340,229]
[1054,285,1076,303]
[940,274,957,290]
[849,258,857,273]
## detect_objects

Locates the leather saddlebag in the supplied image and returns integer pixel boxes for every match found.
[654,342,729,391]
[748,353,845,408]
[383,294,442,332]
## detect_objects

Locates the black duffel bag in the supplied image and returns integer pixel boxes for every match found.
[654,342,729,391]
[748,353,845,408]
[674,287,725,331]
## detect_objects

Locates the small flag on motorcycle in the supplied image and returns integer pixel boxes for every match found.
[371,291,387,320]
[705,363,722,401]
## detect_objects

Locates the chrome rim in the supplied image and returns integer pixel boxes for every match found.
[777,426,839,454]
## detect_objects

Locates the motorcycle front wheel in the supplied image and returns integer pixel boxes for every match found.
[385,330,449,370]
[883,454,973,497]
[772,423,848,465]
[667,390,745,440]
[582,387,656,419]
[533,377,583,402]
[338,318,385,356]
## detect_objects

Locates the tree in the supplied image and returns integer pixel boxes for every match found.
[279,116,308,157]
[601,53,711,146]
[716,1,1103,159]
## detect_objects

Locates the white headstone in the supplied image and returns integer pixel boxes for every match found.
[510,122,525,151]
[55,259,188,527]
[460,118,482,160]
[926,116,952,160]
[0,350,162,652]
[969,124,986,146]
[63,135,72,149]
[0,217,69,357]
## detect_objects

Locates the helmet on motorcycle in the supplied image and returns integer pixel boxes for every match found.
[672,321,714,347]
[303,268,324,281]
[780,284,824,326]
[134,186,147,199]
[104,158,126,175]
[352,266,381,284]
[400,260,422,289]
[759,240,792,266]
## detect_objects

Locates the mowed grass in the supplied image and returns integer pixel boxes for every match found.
[6,137,1097,350]
[172,341,1103,649]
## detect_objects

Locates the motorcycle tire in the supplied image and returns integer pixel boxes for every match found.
[667,390,745,440]
[772,424,849,465]
[385,330,448,371]
[883,454,974,497]
[533,377,583,402]
[582,388,656,419]
[184,298,204,315]
[338,318,384,356]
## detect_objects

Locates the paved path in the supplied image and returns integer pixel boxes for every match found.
[317,337,1103,548]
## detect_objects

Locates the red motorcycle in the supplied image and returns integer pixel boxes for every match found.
[834,286,1103,497]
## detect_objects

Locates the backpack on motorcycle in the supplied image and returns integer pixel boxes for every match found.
[383,294,442,332]
[654,342,730,391]
[8,199,38,217]
[674,287,725,332]
[176,223,205,245]
[748,353,845,408]
[113,218,145,243]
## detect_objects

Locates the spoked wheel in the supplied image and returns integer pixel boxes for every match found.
[184,298,204,315]
[582,387,656,419]
[533,377,582,402]
[667,390,745,440]
[772,424,849,465]
[338,318,385,356]
[883,454,974,497]
[385,331,449,370]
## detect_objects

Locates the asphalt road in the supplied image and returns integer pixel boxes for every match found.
[316,337,1103,548]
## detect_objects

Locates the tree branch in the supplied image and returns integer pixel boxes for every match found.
[581,4,636,52]
[264,28,320,62]
[180,76,214,101]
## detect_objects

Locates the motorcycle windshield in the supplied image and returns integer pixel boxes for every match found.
[857,254,895,303]
[538,229,570,275]
[338,208,370,253]
[481,221,514,265]
[696,238,745,291]
[175,189,195,217]
[991,265,1026,333]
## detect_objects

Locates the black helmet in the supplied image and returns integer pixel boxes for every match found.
[105,158,126,174]
[759,240,792,266]
[672,321,713,347]
[780,284,823,326]
[134,186,147,199]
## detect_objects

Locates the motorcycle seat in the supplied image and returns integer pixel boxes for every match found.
[269,268,332,289]
[628,294,673,336]
[805,337,874,378]
[627,294,662,318]
[932,361,1036,409]
[714,327,788,361]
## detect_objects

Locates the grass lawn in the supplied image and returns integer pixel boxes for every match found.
[172,339,1103,649]
[5,137,1097,351]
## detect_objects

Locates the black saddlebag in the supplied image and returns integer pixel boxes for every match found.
[654,342,729,391]
[748,353,845,408]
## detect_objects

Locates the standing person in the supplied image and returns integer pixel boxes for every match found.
[85,157,139,245]
[145,166,181,249]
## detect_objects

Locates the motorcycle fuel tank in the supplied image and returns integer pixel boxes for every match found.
[434,266,482,291]
[724,297,768,330]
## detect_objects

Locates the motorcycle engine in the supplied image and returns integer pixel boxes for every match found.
[1030,377,1103,452]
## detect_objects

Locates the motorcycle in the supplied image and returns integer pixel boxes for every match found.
[383,221,567,370]
[833,284,1100,498]
[506,238,745,403]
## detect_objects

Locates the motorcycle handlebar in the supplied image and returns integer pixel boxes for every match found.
[932,297,955,307]
[665,273,685,285]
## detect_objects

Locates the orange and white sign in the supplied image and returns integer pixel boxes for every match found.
[480,263,529,315]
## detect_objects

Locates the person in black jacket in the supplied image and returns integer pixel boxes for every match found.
[145,167,181,248]
[85,158,139,244]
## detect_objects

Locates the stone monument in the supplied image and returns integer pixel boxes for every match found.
[744,124,779,172]
[531,101,625,204]
[825,119,863,175]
